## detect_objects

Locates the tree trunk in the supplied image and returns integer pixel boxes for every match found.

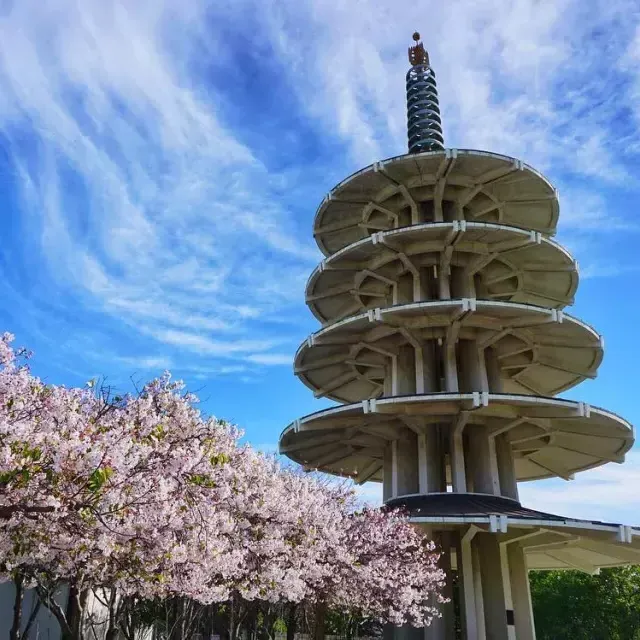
[313,602,327,640]
[105,588,119,640]
[64,583,88,640]
[9,573,24,640]
[286,604,298,640]
[36,584,75,640]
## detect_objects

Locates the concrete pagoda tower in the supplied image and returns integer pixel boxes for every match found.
[279,33,639,640]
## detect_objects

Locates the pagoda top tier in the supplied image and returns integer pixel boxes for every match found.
[313,149,559,256]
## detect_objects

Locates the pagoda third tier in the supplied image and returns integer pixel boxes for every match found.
[314,149,559,255]
[295,299,603,402]
[307,221,577,324]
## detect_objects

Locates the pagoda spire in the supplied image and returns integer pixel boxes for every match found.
[406,31,444,153]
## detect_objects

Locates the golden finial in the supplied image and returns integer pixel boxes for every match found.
[408,32,429,66]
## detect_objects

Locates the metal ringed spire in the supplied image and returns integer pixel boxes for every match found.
[407,31,444,153]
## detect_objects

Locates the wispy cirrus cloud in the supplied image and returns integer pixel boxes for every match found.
[0,0,639,385]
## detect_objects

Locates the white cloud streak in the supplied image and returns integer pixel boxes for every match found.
[0,0,639,379]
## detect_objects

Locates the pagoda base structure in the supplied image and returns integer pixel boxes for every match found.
[279,145,637,640]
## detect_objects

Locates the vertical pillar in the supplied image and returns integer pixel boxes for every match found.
[438,267,451,300]
[383,444,393,501]
[426,532,455,640]
[499,545,516,640]
[458,341,488,392]
[420,266,438,301]
[471,542,487,640]
[507,544,536,640]
[459,528,482,640]
[395,345,417,395]
[450,266,476,298]
[394,435,419,497]
[444,342,458,392]
[396,272,414,304]
[466,426,500,495]
[495,435,518,500]
[476,533,509,640]
[420,340,439,392]
[485,348,502,393]
[418,427,446,493]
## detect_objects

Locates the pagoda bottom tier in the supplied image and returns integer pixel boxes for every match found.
[379,493,640,640]
[280,393,633,492]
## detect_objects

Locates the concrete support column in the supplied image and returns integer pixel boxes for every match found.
[458,340,488,392]
[450,416,468,493]
[438,267,451,300]
[395,345,417,395]
[466,426,500,495]
[507,544,536,640]
[444,341,459,392]
[485,348,502,393]
[383,444,393,501]
[420,266,438,301]
[396,272,414,304]
[420,340,439,392]
[426,532,455,640]
[393,435,419,497]
[495,435,518,500]
[418,427,446,493]
[499,545,516,640]
[450,266,476,298]
[471,541,487,640]
[476,533,509,640]
[459,528,483,640]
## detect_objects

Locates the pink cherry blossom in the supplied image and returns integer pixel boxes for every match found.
[0,333,444,636]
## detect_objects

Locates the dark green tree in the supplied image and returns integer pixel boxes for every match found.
[530,567,640,640]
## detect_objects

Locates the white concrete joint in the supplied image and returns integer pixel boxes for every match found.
[369,398,378,413]
[366,309,376,323]
[362,399,370,414]
[557,310,564,323]
[472,391,481,407]
[489,514,499,532]
[374,308,383,322]
[578,402,591,418]
[294,419,301,433]
[499,515,508,532]
[481,391,490,407]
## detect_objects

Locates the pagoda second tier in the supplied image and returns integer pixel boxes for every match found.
[307,221,577,324]
[295,299,603,402]
[314,149,559,255]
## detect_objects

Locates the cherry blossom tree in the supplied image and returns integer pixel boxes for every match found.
[0,333,445,640]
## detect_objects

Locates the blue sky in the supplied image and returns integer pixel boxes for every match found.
[0,0,640,523]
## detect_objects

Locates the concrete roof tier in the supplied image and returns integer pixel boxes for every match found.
[307,221,577,324]
[385,494,640,572]
[279,393,633,483]
[295,299,603,402]
[313,149,559,256]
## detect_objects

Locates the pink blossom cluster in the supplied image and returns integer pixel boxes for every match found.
[0,334,444,625]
